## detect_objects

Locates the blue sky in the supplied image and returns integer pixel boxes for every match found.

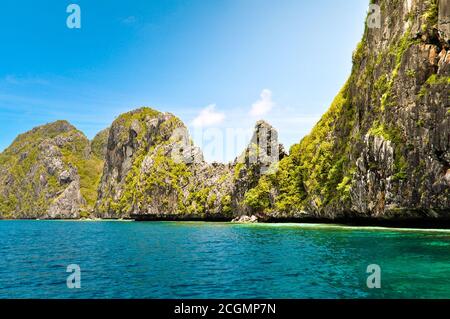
[0,0,368,162]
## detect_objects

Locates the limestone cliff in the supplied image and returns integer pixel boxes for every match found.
[95,107,203,218]
[245,0,450,223]
[0,109,283,220]
[0,121,104,219]
[94,108,284,220]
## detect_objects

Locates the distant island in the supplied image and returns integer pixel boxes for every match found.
[0,0,449,227]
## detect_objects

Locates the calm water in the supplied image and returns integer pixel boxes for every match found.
[0,220,449,299]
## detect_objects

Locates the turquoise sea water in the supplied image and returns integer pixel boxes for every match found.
[0,220,449,299]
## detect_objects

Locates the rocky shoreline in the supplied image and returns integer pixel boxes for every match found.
[2,215,450,230]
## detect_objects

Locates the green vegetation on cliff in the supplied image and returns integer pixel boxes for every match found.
[115,145,191,214]
[61,139,104,210]
[422,0,439,30]
[96,107,196,216]
[91,128,110,159]
[0,121,104,218]
[244,85,356,214]
[0,121,72,215]
[243,0,449,216]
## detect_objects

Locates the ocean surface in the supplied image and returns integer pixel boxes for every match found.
[0,220,449,299]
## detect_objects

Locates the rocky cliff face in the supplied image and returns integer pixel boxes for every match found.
[95,107,199,218]
[0,121,104,219]
[245,0,450,223]
[0,109,283,221]
[232,120,287,215]
[94,108,284,220]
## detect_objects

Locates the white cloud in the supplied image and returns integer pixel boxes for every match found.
[249,89,274,117]
[191,104,225,127]
[3,75,49,86]
[121,16,137,25]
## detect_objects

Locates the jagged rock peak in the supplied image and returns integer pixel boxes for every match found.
[236,120,287,168]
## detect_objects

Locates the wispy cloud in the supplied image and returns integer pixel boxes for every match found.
[121,16,138,25]
[249,89,274,117]
[3,75,49,86]
[191,104,225,127]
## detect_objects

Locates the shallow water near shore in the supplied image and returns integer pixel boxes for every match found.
[1,220,450,298]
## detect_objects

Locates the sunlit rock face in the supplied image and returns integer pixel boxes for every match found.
[243,0,449,222]
[94,107,285,220]
[0,121,104,219]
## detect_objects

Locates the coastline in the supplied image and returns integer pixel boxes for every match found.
[131,213,450,230]
[2,215,450,231]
